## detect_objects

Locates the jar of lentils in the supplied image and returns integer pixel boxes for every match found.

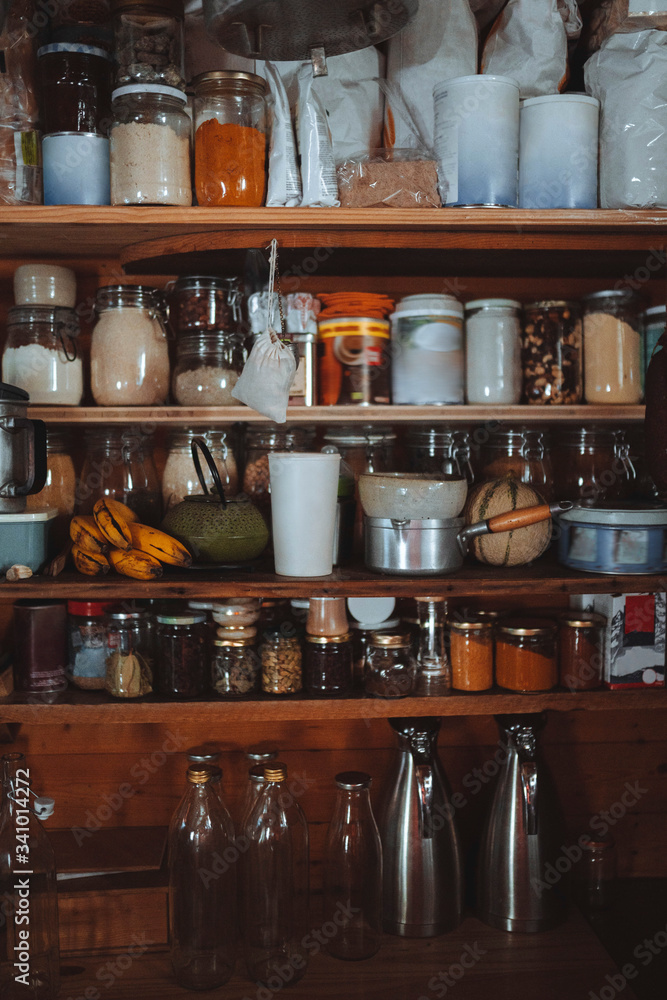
[365,632,417,698]
[212,637,260,698]
[522,300,582,404]
[260,628,302,695]
[303,633,353,696]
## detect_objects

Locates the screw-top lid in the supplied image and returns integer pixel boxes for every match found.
[264,762,287,783]
[187,744,220,764]
[67,600,115,617]
[187,765,213,784]
[156,613,206,625]
[498,618,557,637]
[464,298,521,312]
[450,618,494,631]
[305,632,351,644]
[335,770,372,790]
[248,763,266,783]
[559,612,607,629]
[371,631,411,647]
[245,746,279,763]
[213,637,256,648]
[192,70,266,95]
[112,84,187,103]
[414,596,447,603]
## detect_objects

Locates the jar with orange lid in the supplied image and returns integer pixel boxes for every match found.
[318,317,391,406]
[450,619,494,692]
[495,618,558,693]
[558,612,606,692]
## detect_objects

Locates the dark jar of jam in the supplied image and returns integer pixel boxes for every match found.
[37,43,113,134]
[303,633,353,697]
[154,612,207,698]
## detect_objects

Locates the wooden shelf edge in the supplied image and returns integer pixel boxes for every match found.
[3,689,666,724]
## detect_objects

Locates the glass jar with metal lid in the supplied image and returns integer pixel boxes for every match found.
[495,618,557,693]
[303,633,353,697]
[162,429,239,509]
[169,276,243,335]
[37,43,113,134]
[260,629,302,695]
[104,606,153,698]
[212,637,260,698]
[465,299,522,404]
[450,618,494,691]
[350,618,400,687]
[193,71,268,207]
[558,612,606,692]
[172,331,246,406]
[477,427,553,499]
[91,285,170,405]
[405,426,474,482]
[154,611,208,698]
[365,632,417,698]
[110,84,192,206]
[112,0,185,88]
[551,426,634,504]
[3,306,82,405]
[583,290,643,404]
[322,426,396,479]
[522,300,582,404]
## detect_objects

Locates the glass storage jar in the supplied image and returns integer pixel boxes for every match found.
[172,331,245,406]
[405,426,474,482]
[551,427,634,504]
[351,618,400,688]
[37,43,112,134]
[193,71,268,207]
[303,633,353,697]
[450,619,494,691]
[105,606,153,698]
[110,84,192,205]
[495,618,558,693]
[2,305,82,405]
[465,298,522,404]
[162,429,238,509]
[77,427,162,524]
[477,428,553,499]
[583,290,643,404]
[558,612,606,692]
[643,305,665,387]
[365,632,417,698]
[522,300,582,404]
[242,426,313,516]
[390,293,464,405]
[414,596,451,696]
[154,612,207,698]
[27,429,76,550]
[91,285,170,405]
[260,629,302,695]
[67,599,114,690]
[112,0,185,88]
[169,275,243,335]
[212,637,260,698]
[574,838,617,911]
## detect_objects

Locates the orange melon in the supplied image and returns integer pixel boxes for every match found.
[464,475,551,567]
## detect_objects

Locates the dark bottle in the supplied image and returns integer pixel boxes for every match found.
[168,765,236,989]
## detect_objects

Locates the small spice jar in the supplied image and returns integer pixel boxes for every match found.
[110,84,192,206]
[365,632,417,699]
[558,612,606,692]
[495,618,558,693]
[522,300,582,405]
[172,331,245,406]
[162,429,239,509]
[91,286,170,406]
[154,611,207,698]
[465,299,522,405]
[583,290,643,404]
[212,637,260,698]
[193,71,268,207]
[260,629,302,695]
[351,618,400,688]
[3,306,82,405]
[105,607,153,698]
[112,0,185,89]
[450,619,494,692]
[303,633,353,697]
[67,600,114,690]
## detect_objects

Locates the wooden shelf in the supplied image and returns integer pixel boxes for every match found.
[3,687,666,724]
[28,403,646,425]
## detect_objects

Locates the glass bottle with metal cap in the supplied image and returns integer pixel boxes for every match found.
[323,771,383,961]
[365,632,417,698]
[168,764,236,989]
[241,762,310,985]
[414,596,451,696]
[186,745,222,788]
[238,747,279,833]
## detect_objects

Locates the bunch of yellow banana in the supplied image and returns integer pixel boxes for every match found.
[70,499,192,580]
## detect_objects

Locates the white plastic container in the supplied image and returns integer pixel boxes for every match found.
[42,132,110,205]
[0,509,57,573]
[390,294,464,404]
[519,94,599,209]
[434,75,520,207]
[268,452,341,577]
[465,298,522,404]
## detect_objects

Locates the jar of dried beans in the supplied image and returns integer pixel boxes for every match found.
[583,291,643,404]
[450,619,494,691]
[558,612,606,692]
[260,629,302,695]
[154,611,208,698]
[303,633,353,697]
[193,71,267,207]
[522,300,582,405]
[495,618,557,693]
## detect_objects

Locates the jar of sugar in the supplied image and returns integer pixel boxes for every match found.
[2,306,82,405]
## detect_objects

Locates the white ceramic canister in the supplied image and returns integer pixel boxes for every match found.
[464,298,522,404]
[519,94,599,210]
[42,132,110,205]
[14,265,77,308]
[390,294,464,405]
[434,75,520,207]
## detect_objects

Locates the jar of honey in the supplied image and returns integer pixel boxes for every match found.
[495,618,557,693]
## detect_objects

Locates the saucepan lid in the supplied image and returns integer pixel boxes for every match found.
[559,503,667,527]
[0,382,29,403]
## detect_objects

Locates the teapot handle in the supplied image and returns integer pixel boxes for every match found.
[191,436,228,509]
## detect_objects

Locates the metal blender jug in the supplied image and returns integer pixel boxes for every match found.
[378,717,463,937]
[476,713,568,933]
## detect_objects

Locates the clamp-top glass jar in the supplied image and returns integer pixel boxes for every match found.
[2,306,82,405]
[91,285,170,405]
[169,276,243,335]
[405,425,474,481]
[110,84,191,205]
[162,429,239,509]
[172,332,245,406]
[112,0,185,88]
[193,71,268,207]
[477,428,553,499]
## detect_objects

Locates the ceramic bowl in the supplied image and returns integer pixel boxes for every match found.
[358,472,468,521]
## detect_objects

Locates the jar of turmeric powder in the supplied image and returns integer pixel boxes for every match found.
[450,619,494,692]
[496,619,558,693]
[193,71,267,207]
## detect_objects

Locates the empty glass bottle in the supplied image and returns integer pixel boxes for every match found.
[0,752,60,1000]
[242,762,310,986]
[238,747,279,832]
[414,596,451,696]
[324,771,382,961]
[168,765,236,989]
[186,745,222,788]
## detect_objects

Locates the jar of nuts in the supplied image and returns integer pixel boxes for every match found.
[260,628,303,695]
[522,300,582,405]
